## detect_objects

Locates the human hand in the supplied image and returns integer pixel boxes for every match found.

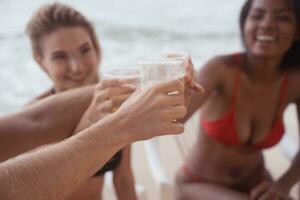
[75,79,135,131]
[182,57,204,105]
[250,181,292,200]
[115,79,187,141]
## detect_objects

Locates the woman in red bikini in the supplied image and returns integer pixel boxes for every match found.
[176,0,300,199]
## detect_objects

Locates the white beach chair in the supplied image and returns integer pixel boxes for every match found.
[144,114,199,200]
[280,104,299,199]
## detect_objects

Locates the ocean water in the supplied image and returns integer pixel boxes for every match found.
[0,0,244,114]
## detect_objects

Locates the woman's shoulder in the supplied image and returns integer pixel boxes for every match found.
[24,88,55,107]
[196,53,242,89]
[200,52,242,74]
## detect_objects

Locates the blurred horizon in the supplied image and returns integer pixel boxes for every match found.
[0,0,244,114]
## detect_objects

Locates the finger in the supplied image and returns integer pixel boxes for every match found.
[183,61,193,80]
[163,122,185,135]
[111,93,133,108]
[184,74,193,85]
[183,68,204,94]
[183,57,193,71]
[251,182,270,199]
[166,105,187,120]
[97,79,121,90]
[94,86,134,103]
[163,94,185,106]
[190,82,205,93]
[154,79,185,94]
[100,100,114,112]
[119,78,139,87]
[104,86,135,98]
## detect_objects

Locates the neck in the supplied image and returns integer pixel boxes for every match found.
[243,53,283,84]
[53,75,100,93]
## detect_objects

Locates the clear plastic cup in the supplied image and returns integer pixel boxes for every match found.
[140,51,188,90]
[146,51,189,63]
[102,67,140,87]
[139,60,184,90]
[102,67,140,112]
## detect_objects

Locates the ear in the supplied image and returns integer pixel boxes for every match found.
[34,54,48,73]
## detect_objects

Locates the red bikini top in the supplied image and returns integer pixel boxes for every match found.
[200,55,289,149]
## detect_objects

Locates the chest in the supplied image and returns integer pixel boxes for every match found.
[234,81,285,144]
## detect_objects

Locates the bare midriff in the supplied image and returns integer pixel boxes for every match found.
[181,127,266,192]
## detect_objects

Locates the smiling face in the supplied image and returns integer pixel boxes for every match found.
[243,0,298,58]
[36,26,100,92]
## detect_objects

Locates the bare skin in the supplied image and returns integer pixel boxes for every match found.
[176,53,300,200]
[65,79,137,200]
[0,85,94,162]
[175,0,300,198]
[27,25,138,200]
[27,81,137,200]
[0,79,186,200]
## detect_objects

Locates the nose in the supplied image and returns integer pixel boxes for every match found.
[69,58,84,74]
[260,15,276,30]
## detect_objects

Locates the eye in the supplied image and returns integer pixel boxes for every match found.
[250,13,263,21]
[81,47,91,54]
[52,54,66,60]
[276,14,293,22]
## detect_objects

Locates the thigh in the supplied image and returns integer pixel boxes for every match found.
[175,180,251,200]
[175,169,251,200]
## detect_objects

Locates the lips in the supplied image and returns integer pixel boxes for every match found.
[67,74,87,82]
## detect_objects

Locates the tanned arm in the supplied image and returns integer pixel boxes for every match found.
[0,85,95,161]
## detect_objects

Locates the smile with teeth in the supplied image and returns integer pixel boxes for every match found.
[256,35,277,43]
[68,74,86,81]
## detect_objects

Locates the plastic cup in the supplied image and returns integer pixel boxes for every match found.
[102,67,140,87]
[139,60,184,90]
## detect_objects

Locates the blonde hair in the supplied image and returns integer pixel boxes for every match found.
[26,2,100,58]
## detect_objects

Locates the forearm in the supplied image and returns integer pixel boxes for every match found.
[0,86,95,161]
[73,109,92,134]
[0,113,129,200]
[277,150,300,193]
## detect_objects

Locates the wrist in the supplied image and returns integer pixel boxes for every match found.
[112,105,142,143]
[77,112,131,153]
[105,110,133,145]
